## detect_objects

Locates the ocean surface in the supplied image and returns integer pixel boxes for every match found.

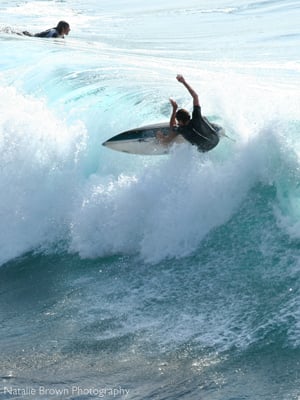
[1,0,300,399]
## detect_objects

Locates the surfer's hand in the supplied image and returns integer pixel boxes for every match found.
[169,98,178,109]
[156,130,168,144]
[176,74,185,83]
[156,131,164,141]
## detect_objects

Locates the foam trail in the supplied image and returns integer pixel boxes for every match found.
[70,138,264,263]
[0,86,87,265]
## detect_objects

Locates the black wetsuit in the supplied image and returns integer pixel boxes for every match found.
[34,28,62,38]
[177,105,219,152]
[22,28,63,38]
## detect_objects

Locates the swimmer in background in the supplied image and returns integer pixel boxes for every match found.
[22,21,70,38]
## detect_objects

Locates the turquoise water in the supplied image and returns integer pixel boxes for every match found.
[1,1,300,399]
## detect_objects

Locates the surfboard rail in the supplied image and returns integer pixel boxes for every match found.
[102,122,188,155]
[102,121,225,155]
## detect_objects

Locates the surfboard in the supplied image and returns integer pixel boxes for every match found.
[102,122,187,155]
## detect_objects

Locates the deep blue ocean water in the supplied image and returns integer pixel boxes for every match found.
[1,1,300,399]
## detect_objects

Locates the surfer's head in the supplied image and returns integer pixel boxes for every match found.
[175,109,190,125]
[56,21,70,36]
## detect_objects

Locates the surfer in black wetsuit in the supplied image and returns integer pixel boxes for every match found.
[157,74,220,152]
[22,21,70,39]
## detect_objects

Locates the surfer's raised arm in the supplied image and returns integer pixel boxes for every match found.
[156,98,179,144]
[176,74,200,107]
[169,98,178,128]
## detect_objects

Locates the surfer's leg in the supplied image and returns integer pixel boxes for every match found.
[22,31,33,37]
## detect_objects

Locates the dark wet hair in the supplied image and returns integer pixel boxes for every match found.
[56,21,70,35]
[175,109,190,124]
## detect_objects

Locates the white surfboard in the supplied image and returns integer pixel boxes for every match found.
[102,122,187,155]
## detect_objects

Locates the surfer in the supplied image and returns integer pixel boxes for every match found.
[22,21,70,38]
[157,75,220,152]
